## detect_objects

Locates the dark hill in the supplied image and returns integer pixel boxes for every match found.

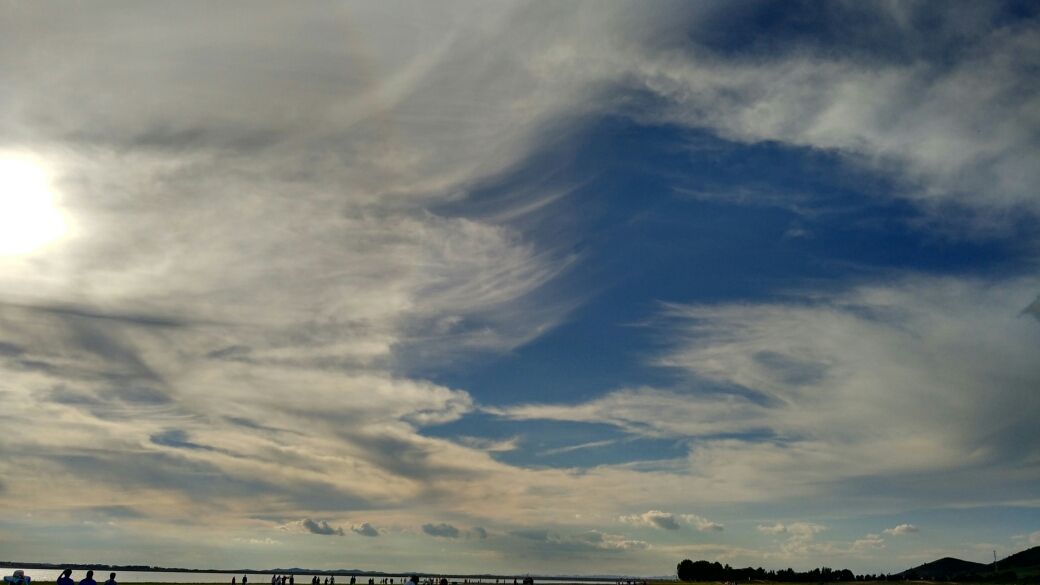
[902,557,988,579]
[994,545,1040,575]
[901,546,1040,580]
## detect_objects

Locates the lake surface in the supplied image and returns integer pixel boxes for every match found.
[5,571,629,585]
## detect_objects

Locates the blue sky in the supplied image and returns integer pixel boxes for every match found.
[1,0,1039,577]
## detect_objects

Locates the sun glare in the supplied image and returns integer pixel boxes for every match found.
[0,158,68,256]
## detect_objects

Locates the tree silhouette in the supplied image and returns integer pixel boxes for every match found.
[677,560,695,582]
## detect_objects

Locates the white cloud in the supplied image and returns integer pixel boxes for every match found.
[852,534,886,552]
[758,523,890,560]
[785,522,827,537]
[513,528,650,552]
[621,510,680,530]
[576,529,651,551]
[681,514,724,532]
[0,4,616,545]
[596,10,1040,224]
[620,510,723,532]
[883,524,919,536]
[588,531,651,551]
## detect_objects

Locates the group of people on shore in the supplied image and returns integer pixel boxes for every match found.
[56,569,117,585]
[234,575,353,585]
[233,576,441,585]
[41,571,525,585]
[232,574,344,585]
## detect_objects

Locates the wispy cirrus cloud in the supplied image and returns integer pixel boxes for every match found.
[758,522,828,557]
[852,534,886,552]
[0,0,1037,576]
[511,529,649,552]
[494,276,1040,506]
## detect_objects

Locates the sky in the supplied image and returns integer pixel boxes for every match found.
[1,0,1039,577]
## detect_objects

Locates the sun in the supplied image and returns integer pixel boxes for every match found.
[0,157,68,256]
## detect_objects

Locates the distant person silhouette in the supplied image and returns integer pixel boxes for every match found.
[243,576,247,585]
[79,571,97,585]
[104,573,117,585]
[57,570,74,585]
[232,578,236,584]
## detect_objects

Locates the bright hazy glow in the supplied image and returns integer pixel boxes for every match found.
[0,158,67,255]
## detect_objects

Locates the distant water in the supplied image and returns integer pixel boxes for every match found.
[7,571,243,583]
[5,571,625,585]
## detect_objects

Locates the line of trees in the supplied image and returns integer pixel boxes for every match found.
[676,560,864,582]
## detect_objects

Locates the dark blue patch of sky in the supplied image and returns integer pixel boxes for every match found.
[688,0,1039,66]
[416,112,1038,468]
